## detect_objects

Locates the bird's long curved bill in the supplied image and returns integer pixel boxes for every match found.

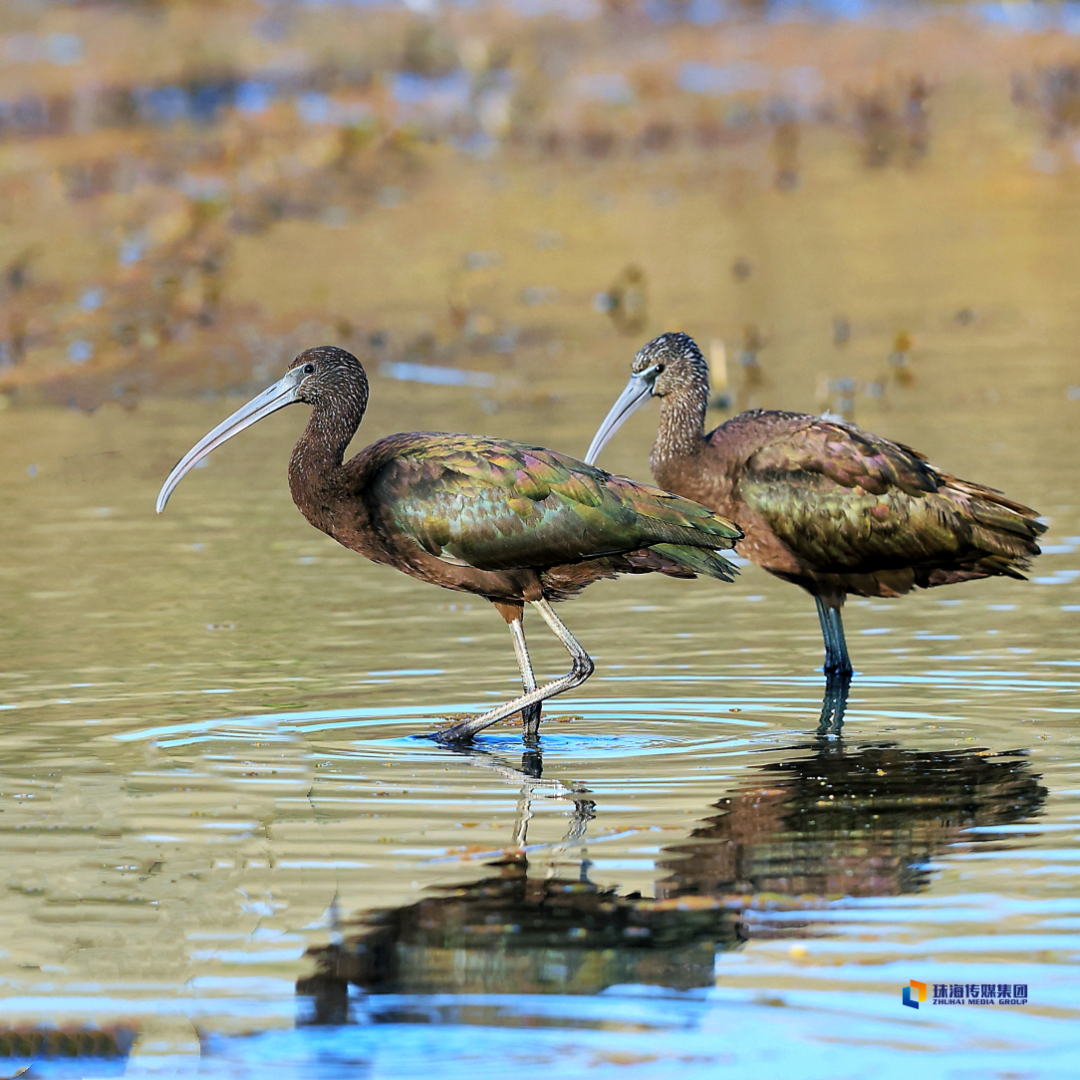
[156,374,301,513]
[584,373,655,465]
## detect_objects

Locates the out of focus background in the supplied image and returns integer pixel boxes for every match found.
[2,3,1080,1078]
[2,0,1079,422]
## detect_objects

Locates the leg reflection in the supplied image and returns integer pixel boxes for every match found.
[509,748,595,850]
[816,669,852,737]
[520,748,543,780]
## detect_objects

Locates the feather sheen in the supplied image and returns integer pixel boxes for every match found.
[367,434,741,573]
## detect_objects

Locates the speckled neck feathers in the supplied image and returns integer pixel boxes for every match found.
[646,338,710,479]
[287,348,370,528]
[652,378,709,472]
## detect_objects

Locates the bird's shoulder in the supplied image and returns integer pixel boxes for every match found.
[351,432,617,503]
[365,432,733,528]
[348,432,737,566]
[712,416,1042,573]
[721,412,940,498]
[729,416,963,570]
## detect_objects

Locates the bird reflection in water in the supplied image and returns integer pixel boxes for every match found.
[657,742,1046,907]
[298,746,739,1023]
[297,742,1045,1023]
[818,669,850,736]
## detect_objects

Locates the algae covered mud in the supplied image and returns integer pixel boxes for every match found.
[1,0,1079,1076]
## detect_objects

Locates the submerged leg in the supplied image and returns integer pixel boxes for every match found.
[509,617,542,744]
[435,599,595,745]
[814,595,852,737]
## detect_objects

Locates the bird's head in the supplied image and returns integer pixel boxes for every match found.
[630,332,709,399]
[286,345,370,411]
[584,332,708,465]
[156,346,369,513]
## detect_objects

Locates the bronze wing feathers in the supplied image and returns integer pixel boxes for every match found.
[365,434,741,573]
[738,419,1044,577]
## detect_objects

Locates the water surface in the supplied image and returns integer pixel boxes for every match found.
[2,3,1080,1072]
[0,376,1077,1077]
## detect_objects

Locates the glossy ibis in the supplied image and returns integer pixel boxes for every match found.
[157,346,741,744]
[585,332,1044,730]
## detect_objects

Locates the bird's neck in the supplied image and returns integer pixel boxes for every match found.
[288,398,362,524]
[651,380,709,481]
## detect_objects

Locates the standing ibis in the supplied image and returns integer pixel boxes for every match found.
[157,346,741,744]
[585,332,1044,730]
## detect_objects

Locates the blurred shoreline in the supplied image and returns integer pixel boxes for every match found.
[1,0,1080,417]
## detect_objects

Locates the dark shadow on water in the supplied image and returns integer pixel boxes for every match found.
[297,741,1046,1023]
[0,1027,135,1077]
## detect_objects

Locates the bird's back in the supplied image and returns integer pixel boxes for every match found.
[665,410,1044,598]
[346,432,741,578]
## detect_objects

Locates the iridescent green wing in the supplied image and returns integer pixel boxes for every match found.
[739,420,1041,570]
[368,434,740,572]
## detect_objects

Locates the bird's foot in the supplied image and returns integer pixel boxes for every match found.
[426,712,479,744]
[521,702,542,746]
[432,703,541,746]
[431,724,474,745]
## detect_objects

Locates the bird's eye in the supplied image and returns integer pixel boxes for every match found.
[303,363,315,375]
[654,364,665,374]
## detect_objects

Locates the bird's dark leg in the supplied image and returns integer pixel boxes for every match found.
[814,596,853,677]
[508,617,542,744]
[814,595,853,736]
[435,599,594,744]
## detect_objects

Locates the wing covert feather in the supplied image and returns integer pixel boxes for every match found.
[367,435,739,571]
[739,420,1041,571]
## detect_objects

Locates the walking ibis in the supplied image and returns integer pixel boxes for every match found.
[585,332,1044,730]
[157,346,742,744]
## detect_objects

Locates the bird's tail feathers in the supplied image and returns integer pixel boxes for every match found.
[646,543,739,583]
[947,480,1046,548]
[617,479,742,549]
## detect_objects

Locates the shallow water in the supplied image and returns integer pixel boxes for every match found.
[0,382,1078,1077]
[3,2,1080,1073]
